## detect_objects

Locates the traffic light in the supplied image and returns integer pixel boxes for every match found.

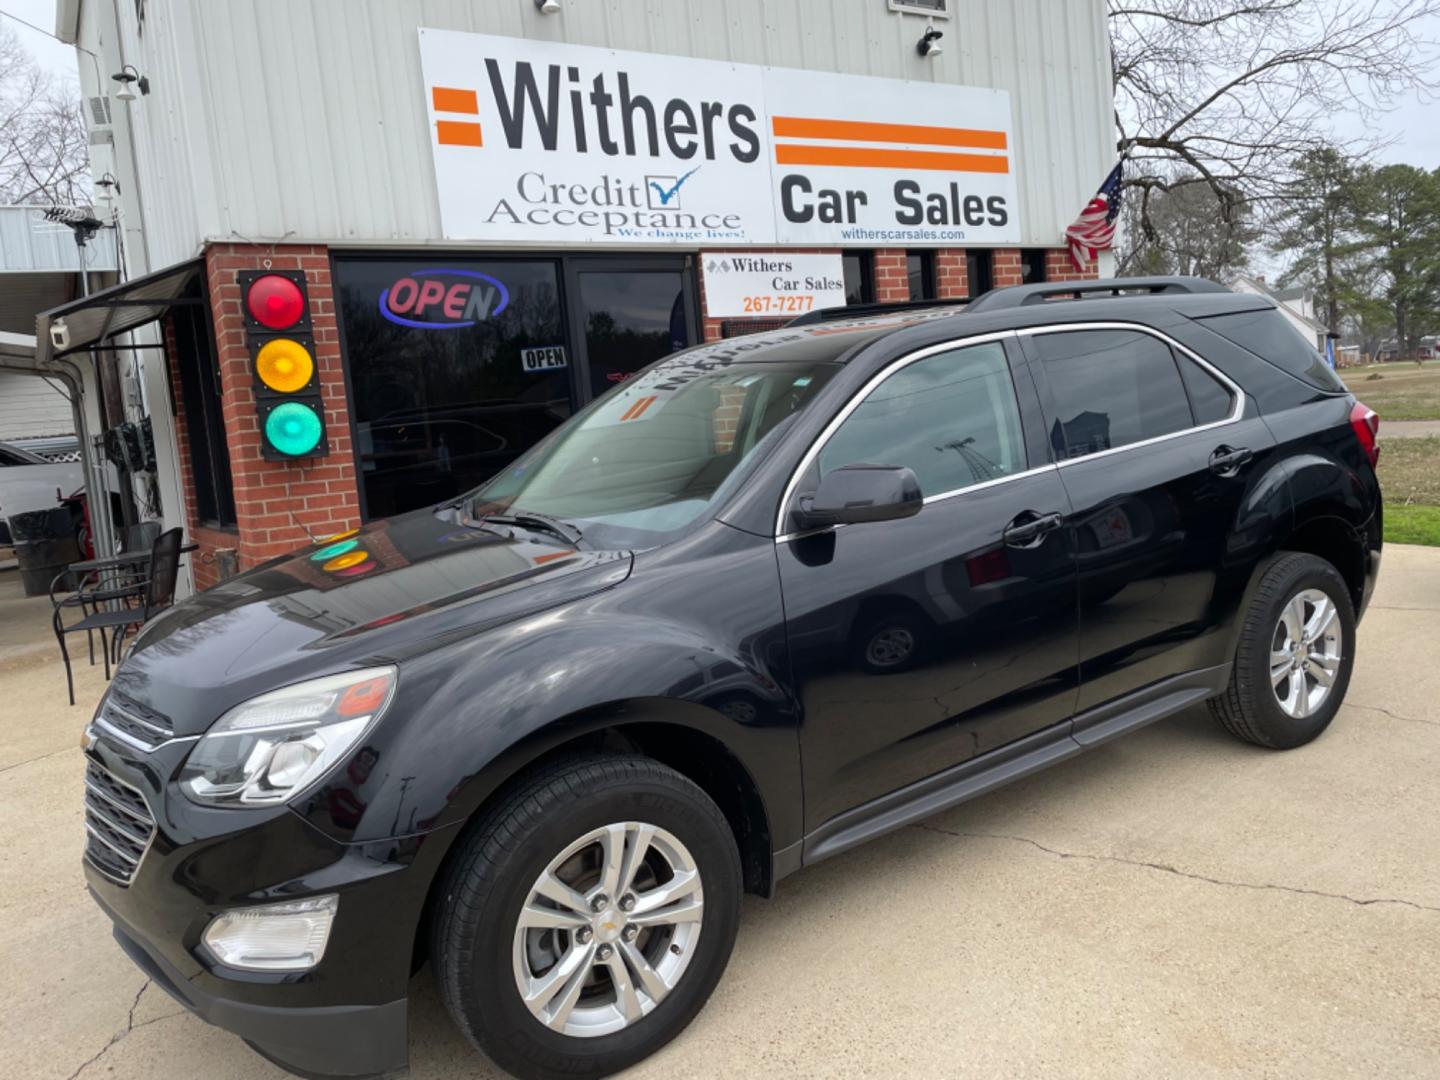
[240,270,329,461]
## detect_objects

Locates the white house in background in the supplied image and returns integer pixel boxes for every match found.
[1231,274,1329,350]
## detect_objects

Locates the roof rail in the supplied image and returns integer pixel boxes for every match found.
[964,276,1229,312]
[787,297,968,326]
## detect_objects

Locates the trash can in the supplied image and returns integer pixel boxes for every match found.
[9,507,81,597]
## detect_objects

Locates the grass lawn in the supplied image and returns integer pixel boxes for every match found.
[1339,363,1440,420]
[1376,436,1440,547]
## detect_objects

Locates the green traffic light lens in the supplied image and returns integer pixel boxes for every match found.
[265,401,322,456]
[310,539,357,562]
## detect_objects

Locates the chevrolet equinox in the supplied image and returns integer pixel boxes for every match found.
[82,277,1382,1079]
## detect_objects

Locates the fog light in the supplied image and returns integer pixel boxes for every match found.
[202,895,338,971]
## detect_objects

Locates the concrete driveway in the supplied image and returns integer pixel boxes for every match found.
[3,546,1438,1080]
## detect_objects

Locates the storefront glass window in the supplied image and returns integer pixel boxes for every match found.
[335,258,572,520]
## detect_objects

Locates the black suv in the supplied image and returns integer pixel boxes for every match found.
[83,277,1382,1080]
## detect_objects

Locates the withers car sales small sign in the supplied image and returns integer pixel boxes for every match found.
[703,253,846,318]
[417,29,1020,248]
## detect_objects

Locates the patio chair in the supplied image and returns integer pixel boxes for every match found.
[53,527,182,705]
[48,522,164,668]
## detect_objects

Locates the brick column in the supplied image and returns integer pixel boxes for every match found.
[204,243,362,572]
[873,249,909,303]
[992,249,1024,288]
[1045,247,1099,282]
[934,249,969,299]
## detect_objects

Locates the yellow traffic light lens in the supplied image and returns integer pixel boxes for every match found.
[323,550,370,572]
[256,338,315,393]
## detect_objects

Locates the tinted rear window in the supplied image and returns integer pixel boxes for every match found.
[1030,329,1193,459]
[1199,308,1346,393]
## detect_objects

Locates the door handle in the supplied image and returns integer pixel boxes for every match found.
[1209,445,1253,476]
[1003,510,1064,549]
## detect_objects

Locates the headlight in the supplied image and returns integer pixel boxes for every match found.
[180,667,396,807]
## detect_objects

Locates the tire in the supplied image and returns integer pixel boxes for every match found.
[431,754,741,1080]
[1209,552,1356,749]
[851,609,929,674]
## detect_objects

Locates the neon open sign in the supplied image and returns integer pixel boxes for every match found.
[378,268,510,329]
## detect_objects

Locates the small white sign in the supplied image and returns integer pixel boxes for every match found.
[703,252,847,318]
[521,345,567,372]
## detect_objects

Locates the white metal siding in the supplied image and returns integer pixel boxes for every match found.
[105,0,1112,256]
[0,372,75,439]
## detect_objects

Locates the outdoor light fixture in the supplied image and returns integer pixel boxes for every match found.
[917,23,944,57]
[94,173,120,204]
[534,0,561,13]
[111,64,149,101]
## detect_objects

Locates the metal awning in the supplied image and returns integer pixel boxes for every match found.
[34,257,204,362]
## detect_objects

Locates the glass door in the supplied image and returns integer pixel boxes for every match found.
[567,257,699,399]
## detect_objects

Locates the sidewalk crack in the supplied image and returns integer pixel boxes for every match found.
[65,979,154,1080]
[914,824,1440,913]
[0,746,73,775]
[1344,702,1439,728]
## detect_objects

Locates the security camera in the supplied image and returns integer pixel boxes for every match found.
[50,319,72,351]
[535,0,561,12]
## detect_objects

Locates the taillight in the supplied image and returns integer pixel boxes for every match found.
[1349,400,1379,468]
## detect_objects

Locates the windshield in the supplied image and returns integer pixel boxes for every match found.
[463,351,841,549]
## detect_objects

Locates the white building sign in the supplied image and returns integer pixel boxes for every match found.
[702,252,847,318]
[418,29,1020,248]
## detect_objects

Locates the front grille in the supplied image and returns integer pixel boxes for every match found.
[84,762,156,886]
[95,695,174,750]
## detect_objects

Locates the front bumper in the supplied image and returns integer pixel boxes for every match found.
[98,892,408,1080]
[82,734,458,1079]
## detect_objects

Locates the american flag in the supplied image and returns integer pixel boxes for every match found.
[1065,162,1124,273]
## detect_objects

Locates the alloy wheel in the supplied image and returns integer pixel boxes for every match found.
[1269,587,1343,719]
[512,822,704,1038]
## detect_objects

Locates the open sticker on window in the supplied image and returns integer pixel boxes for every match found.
[521,345,567,372]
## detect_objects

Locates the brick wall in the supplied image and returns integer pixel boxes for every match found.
[196,243,362,577]
[873,249,908,303]
[934,250,969,299]
[1044,247,1098,282]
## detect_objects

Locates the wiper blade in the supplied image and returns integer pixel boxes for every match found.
[478,511,584,546]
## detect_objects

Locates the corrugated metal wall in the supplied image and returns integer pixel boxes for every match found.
[119,0,1111,261]
[0,372,76,439]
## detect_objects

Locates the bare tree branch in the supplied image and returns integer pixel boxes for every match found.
[0,23,90,205]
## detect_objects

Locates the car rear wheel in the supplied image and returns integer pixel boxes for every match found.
[431,754,741,1080]
[1209,552,1356,749]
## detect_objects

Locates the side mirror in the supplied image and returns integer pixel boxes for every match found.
[792,463,923,531]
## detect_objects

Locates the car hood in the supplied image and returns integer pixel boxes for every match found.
[112,508,631,734]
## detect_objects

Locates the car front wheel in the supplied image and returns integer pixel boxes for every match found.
[431,754,741,1079]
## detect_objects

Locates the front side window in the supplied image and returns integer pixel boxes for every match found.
[819,342,1026,496]
[469,351,841,549]
[1031,330,1194,460]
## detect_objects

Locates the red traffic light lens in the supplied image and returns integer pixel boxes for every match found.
[246,274,305,329]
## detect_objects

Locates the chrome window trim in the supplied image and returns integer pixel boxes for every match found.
[773,329,1021,540]
[1015,321,1245,468]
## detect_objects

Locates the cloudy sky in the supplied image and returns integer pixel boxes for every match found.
[3,0,1437,169]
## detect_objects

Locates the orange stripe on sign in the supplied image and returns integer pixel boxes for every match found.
[620,396,658,421]
[431,86,479,114]
[436,120,483,147]
[774,144,1009,174]
[772,116,1007,151]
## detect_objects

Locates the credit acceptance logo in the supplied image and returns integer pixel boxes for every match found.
[378,268,510,330]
